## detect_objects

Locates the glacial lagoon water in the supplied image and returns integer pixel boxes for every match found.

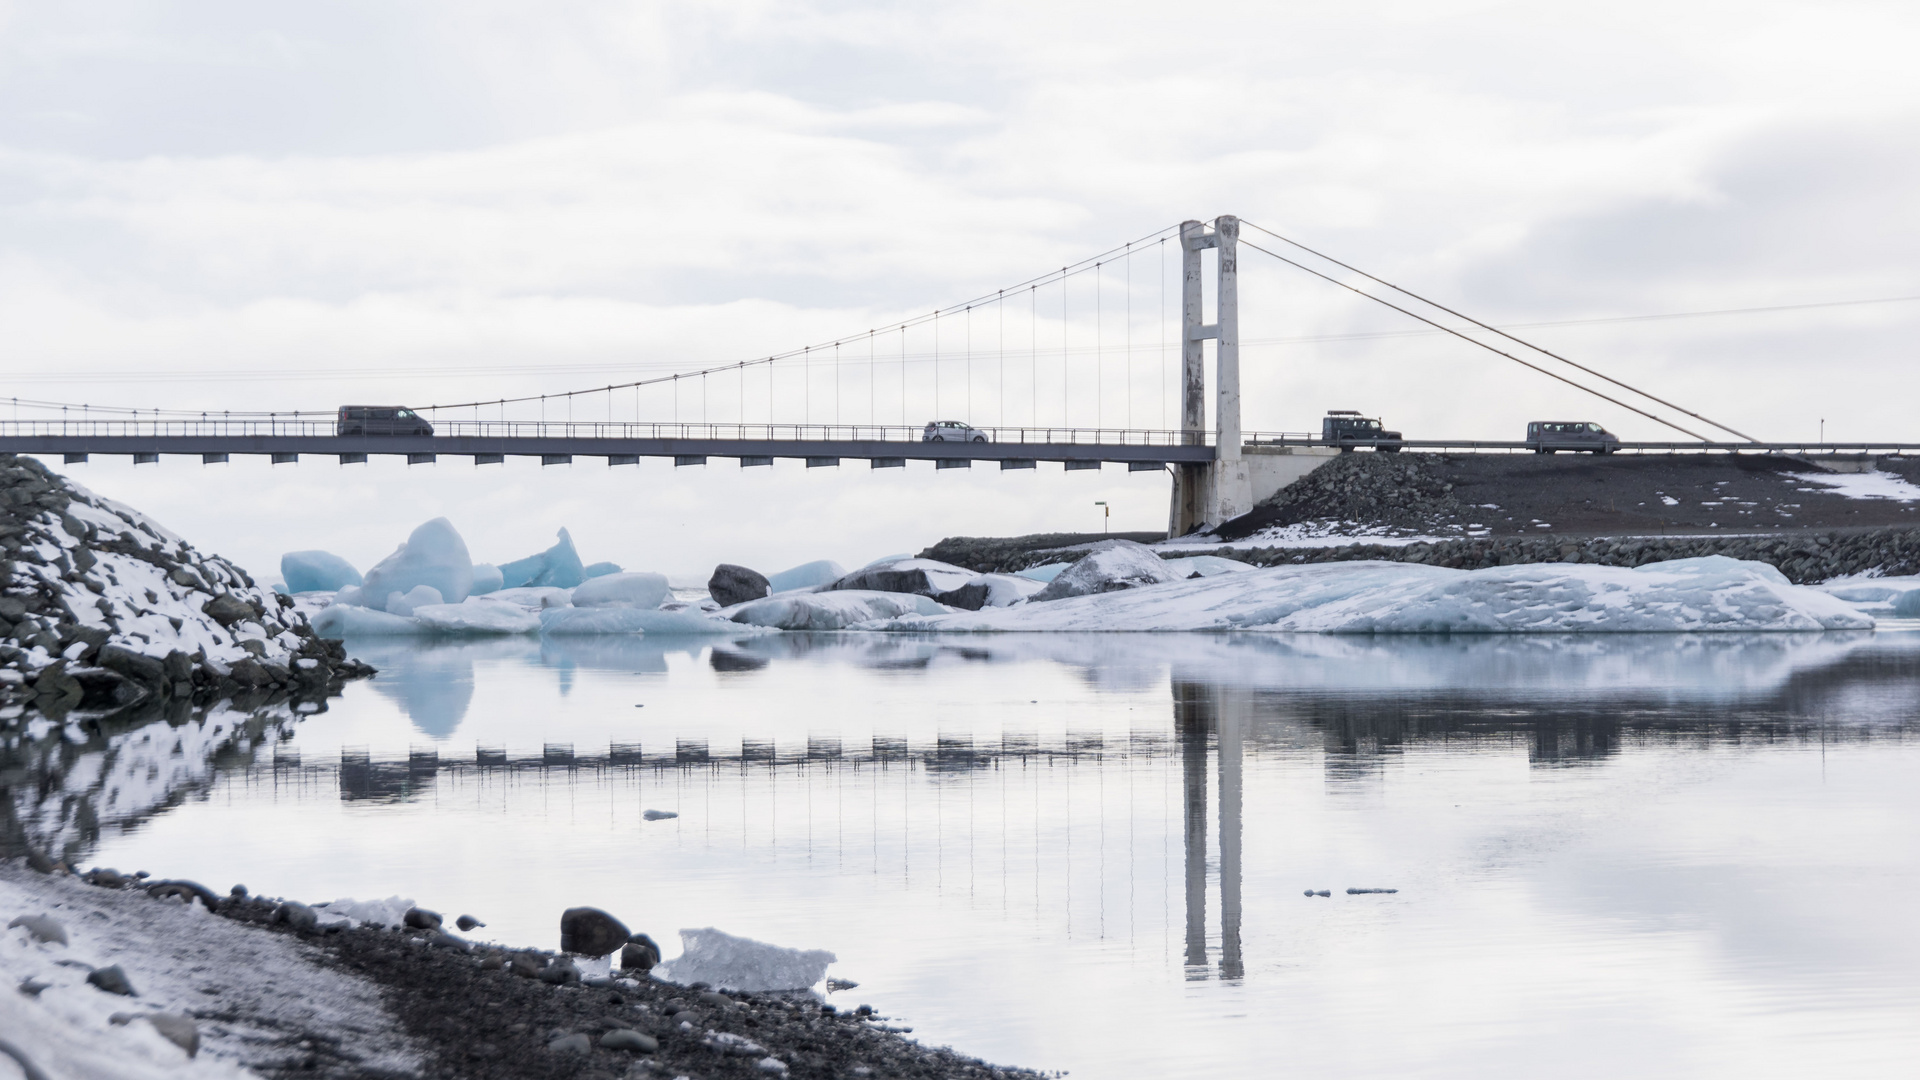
[43,629,1920,1078]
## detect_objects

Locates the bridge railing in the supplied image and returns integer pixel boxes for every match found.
[0,418,1218,446]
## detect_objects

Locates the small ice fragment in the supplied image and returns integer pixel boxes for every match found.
[385,585,445,617]
[643,809,678,821]
[1345,887,1398,895]
[657,927,836,992]
[281,550,362,593]
[571,572,670,609]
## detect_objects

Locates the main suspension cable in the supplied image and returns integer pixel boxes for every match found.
[1243,220,1756,442]
[1238,238,1709,440]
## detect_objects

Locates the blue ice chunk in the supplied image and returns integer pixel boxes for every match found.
[282,550,364,594]
[498,528,588,589]
[767,560,845,593]
[583,561,622,579]
[361,518,474,605]
[470,563,505,595]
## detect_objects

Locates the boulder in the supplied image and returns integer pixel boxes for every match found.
[201,593,257,627]
[404,907,443,930]
[601,1029,659,1053]
[146,879,221,910]
[621,934,662,971]
[559,906,630,956]
[1031,540,1179,602]
[96,644,166,686]
[456,914,485,931]
[709,564,772,607]
[86,965,135,996]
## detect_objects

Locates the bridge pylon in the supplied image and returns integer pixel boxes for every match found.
[1170,215,1253,537]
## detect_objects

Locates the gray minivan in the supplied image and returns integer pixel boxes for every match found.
[337,406,434,436]
[1527,421,1618,454]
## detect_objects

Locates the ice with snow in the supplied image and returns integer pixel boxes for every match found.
[413,599,543,634]
[571,571,671,609]
[360,517,474,607]
[656,927,837,992]
[499,528,588,589]
[828,557,978,597]
[314,897,415,929]
[766,559,845,593]
[1815,574,1920,617]
[582,560,622,578]
[727,590,951,630]
[1031,540,1180,602]
[1016,561,1069,582]
[540,606,753,635]
[469,563,505,595]
[281,550,362,594]
[885,556,1873,633]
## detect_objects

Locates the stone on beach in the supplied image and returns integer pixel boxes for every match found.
[559,906,631,956]
[457,914,485,931]
[600,1029,659,1053]
[86,964,135,995]
[710,563,773,606]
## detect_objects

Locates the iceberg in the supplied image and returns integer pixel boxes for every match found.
[281,550,363,593]
[571,571,671,609]
[489,586,574,610]
[312,605,432,637]
[1015,561,1070,583]
[883,556,1874,634]
[1164,555,1252,578]
[1032,540,1180,601]
[582,561,622,578]
[470,563,505,595]
[384,584,444,616]
[414,598,542,634]
[728,590,952,630]
[360,517,475,606]
[1812,575,1920,617]
[766,559,845,593]
[828,557,978,597]
[498,527,588,589]
[540,607,759,636]
[656,927,836,992]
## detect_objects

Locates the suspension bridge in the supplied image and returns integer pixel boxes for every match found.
[4,215,1911,534]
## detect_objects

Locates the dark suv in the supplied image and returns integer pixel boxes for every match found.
[1321,410,1402,452]
[1526,421,1618,454]
[337,406,434,436]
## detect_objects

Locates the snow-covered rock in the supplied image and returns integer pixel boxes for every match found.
[766,559,845,593]
[727,590,951,630]
[1031,540,1181,602]
[656,927,837,992]
[360,518,474,607]
[498,527,588,589]
[886,556,1874,633]
[933,573,1047,610]
[570,572,670,609]
[280,550,362,594]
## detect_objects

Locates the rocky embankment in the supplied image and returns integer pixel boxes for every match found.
[1215,527,1920,584]
[3,859,1039,1080]
[917,531,1167,575]
[0,454,370,721]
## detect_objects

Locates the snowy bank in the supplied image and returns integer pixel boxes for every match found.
[880,556,1872,633]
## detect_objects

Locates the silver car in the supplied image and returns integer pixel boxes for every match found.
[922,420,989,443]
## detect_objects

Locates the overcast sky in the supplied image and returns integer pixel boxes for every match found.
[5,0,1919,582]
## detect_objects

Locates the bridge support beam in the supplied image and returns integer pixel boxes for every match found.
[1169,215,1253,536]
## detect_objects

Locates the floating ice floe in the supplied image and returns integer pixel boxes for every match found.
[656,927,837,992]
[499,528,589,589]
[413,598,543,634]
[727,589,952,630]
[362,518,475,605]
[1032,540,1180,601]
[571,572,671,609]
[1813,574,1920,617]
[882,556,1873,633]
[469,563,505,595]
[766,559,845,593]
[281,549,362,593]
[541,607,751,635]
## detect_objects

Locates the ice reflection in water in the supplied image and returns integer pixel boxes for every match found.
[59,630,1920,1079]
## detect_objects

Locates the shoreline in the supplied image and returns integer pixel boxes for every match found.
[2,860,1042,1080]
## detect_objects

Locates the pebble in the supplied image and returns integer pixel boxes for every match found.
[229,884,248,898]
[698,990,734,1008]
[456,914,485,931]
[86,964,135,996]
[1302,890,1330,898]
[620,939,660,971]
[7,914,67,945]
[548,1033,592,1054]
[599,1029,659,1053]
[275,901,319,931]
[755,1056,790,1074]
[404,907,443,930]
